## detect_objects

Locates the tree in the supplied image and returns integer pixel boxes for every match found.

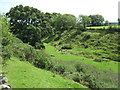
[89,14,104,26]
[52,14,76,33]
[104,20,109,26]
[42,12,54,37]
[76,22,85,31]
[77,15,91,28]
[6,5,50,48]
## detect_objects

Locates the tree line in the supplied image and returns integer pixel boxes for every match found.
[6,5,110,48]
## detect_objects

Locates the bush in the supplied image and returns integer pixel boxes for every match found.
[71,72,85,83]
[51,64,65,74]
[45,59,55,70]
[83,74,104,88]
[2,45,14,60]
[33,50,49,68]
[74,63,85,73]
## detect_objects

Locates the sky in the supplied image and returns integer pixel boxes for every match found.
[0,0,119,22]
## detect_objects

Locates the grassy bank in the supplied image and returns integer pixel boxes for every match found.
[3,57,86,88]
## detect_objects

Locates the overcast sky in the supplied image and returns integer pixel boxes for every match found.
[0,0,119,22]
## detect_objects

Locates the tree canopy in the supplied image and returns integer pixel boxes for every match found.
[52,14,76,33]
[77,15,91,28]
[6,5,52,48]
[89,14,104,26]
[6,5,109,48]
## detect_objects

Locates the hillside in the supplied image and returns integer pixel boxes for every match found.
[44,43,118,88]
[3,57,86,88]
[47,28,119,62]
[42,26,119,88]
[44,43,118,72]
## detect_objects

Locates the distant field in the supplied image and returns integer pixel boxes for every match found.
[44,43,118,72]
[86,25,120,29]
[87,26,109,29]
[3,57,86,88]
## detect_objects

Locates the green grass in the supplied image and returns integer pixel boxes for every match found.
[86,25,120,29]
[44,43,118,72]
[3,57,87,88]
[86,26,109,29]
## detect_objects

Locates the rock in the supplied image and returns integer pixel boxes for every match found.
[0,84,11,89]
[0,76,12,90]
[0,76,8,84]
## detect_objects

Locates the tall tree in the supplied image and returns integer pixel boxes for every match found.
[42,12,54,37]
[6,5,50,48]
[52,14,76,33]
[89,14,104,26]
[77,15,91,28]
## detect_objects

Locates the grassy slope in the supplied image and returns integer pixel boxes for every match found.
[3,57,87,88]
[44,43,118,72]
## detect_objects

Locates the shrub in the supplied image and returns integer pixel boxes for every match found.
[74,63,85,73]
[51,64,65,74]
[33,50,49,69]
[71,72,85,83]
[45,59,55,70]
[2,46,12,60]
[83,74,104,88]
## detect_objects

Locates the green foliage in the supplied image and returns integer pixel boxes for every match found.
[77,15,91,28]
[52,64,65,74]
[0,14,13,46]
[0,14,14,59]
[104,20,109,26]
[44,43,118,88]
[53,27,119,61]
[1,14,50,69]
[1,4,119,89]
[74,63,84,73]
[6,5,53,48]
[52,14,76,33]
[89,14,104,26]
[76,23,85,31]
[33,50,49,69]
